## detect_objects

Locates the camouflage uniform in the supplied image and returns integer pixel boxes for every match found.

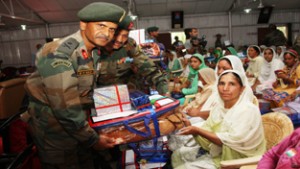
[98,37,168,94]
[25,31,100,168]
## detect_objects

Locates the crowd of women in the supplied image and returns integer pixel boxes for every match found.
[161,40,300,168]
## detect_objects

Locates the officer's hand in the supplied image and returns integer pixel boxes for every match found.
[93,135,116,150]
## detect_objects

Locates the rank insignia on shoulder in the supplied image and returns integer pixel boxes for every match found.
[81,49,88,59]
[51,59,72,68]
[77,69,95,76]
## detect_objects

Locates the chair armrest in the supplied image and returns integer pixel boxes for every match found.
[183,94,196,106]
[220,155,262,169]
[185,94,196,100]
[171,69,183,74]
[240,164,258,169]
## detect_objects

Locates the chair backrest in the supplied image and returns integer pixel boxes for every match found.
[262,112,294,150]
[0,78,26,119]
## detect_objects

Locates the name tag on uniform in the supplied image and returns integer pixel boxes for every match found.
[51,60,72,68]
[77,69,94,76]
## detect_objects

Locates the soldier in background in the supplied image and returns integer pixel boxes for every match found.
[98,16,168,95]
[147,26,160,43]
[262,24,287,47]
[24,2,125,169]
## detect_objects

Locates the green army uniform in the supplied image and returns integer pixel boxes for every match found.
[98,37,168,94]
[26,31,100,168]
[25,2,125,169]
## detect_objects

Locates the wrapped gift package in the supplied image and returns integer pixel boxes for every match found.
[120,136,169,169]
[121,150,166,169]
[129,90,152,112]
[258,99,271,114]
[89,97,183,145]
[93,85,131,116]
[132,136,170,163]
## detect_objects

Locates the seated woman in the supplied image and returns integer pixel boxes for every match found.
[207,48,223,69]
[253,47,284,93]
[168,54,191,92]
[187,55,256,119]
[224,46,238,56]
[245,45,264,86]
[276,45,286,61]
[181,67,216,120]
[165,50,183,79]
[262,49,300,107]
[257,127,300,168]
[171,70,266,169]
[172,53,207,104]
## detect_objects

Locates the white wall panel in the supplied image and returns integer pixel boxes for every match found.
[49,23,79,38]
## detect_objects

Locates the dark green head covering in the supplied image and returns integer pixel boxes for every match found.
[213,49,224,63]
[147,26,159,33]
[188,53,207,80]
[118,16,134,31]
[227,47,238,56]
[77,2,126,23]
[190,53,207,71]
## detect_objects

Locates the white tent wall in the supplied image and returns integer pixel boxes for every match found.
[0,9,299,67]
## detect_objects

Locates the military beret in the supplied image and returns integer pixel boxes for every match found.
[118,16,134,31]
[147,26,159,33]
[77,2,126,23]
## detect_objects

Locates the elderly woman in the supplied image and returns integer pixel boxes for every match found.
[171,70,266,169]
[246,45,264,86]
[253,47,285,93]
[181,67,216,120]
[192,55,257,118]
[262,49,300,107]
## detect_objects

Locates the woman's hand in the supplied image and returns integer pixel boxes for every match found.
[276,72,288,80]
[181,115,191,126]
[186,108,200,117]
[272,80,279,88]
[283,91,297,102]
[173,86,182,93]
[177,126,199,135]
[173,77,181,83]
[246,72,253,78]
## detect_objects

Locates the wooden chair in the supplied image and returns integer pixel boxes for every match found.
[220,112,294,169]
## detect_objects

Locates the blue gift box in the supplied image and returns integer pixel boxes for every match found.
[129,91,152,112]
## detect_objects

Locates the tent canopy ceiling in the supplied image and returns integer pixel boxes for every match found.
[0,0,299,29]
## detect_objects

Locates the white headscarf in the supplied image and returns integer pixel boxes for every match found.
[259,47,284,83]
[214,55,245,77]
[202,55,255,111]
[200,70,265,156]
[168,51,178,69]
[199,67,216,87]
[247,45,261,59]
[276,46,286,61]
